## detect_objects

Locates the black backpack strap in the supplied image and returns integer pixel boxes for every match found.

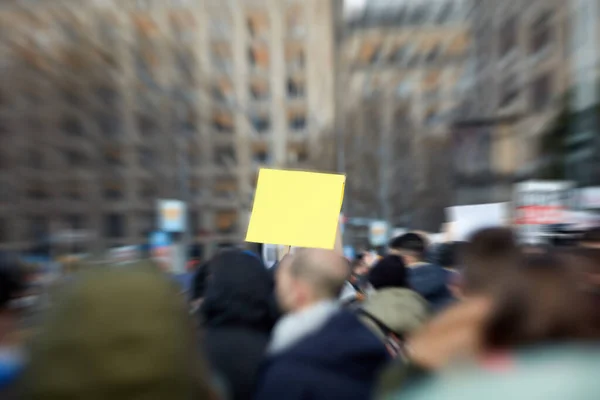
[355,308,404,340]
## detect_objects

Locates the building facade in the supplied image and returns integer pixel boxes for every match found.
[339,0,471,232]
[0,0,336,257]
[454,0,571,205]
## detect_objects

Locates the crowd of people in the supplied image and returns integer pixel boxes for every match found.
[1,227,600,399]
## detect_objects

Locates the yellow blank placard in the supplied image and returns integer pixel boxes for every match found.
[246,168,345,249]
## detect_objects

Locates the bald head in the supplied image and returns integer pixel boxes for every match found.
[289,249,350,300]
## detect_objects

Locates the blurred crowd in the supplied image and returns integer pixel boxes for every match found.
[2,227,600,399]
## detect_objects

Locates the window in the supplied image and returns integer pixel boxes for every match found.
[188,149,201,167]
[531,73,552,112]
[97,112,121,137]
[96,85,118,107]
[65,214,85,230]
[137,114,158,135]
[250,81,269,100]
[290,146,308,163]
[0,218,6,243]
[28,150,44,170]
[210,19,231,39]
[105,213,125,239]
[26,181,49,200]
[28,216,48,242]
[103,180,124,200]
[138,212,154,237]
[214,179,237,199]
[188,210,200,235]
[213,110,234,133]
[64,150,86,167]
[251,115,270,133]
[62,90,81,106]
[105,147,124,166]
[286,44,305,69]
[500,75,519,108]
[214,146,237,166]
[289,115,306,130]
[390,45,407,63]
[426,44,442,64]
[138,147,155,168]
[248,45,269,70]
[138,180,156,199]
[65,180,83,200]
[500,16,518,57]
[370,46,382,64]
[247,12,269,37]
[531,11,552,54]
[287,78,305,98]
[286,5,306,37]
[62,116,84,136]
[190,178,204,199]
[253,149,270,164]
[215,210,237,234]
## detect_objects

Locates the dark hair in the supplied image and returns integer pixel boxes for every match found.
[0,252,24,309]
[484,250,600,350]
[433,242,466,269]
[389,233,426,258]
[368,255,409,290]
[461,228,519,295]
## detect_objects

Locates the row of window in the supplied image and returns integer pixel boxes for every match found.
[499,11,556,58]
[499,73,553,111]
[1,141,307,173]
[0,211,239,243]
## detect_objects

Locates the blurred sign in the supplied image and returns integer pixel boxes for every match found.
[150,231,174,273]
[109,246,140,265]
[52,230,95,244]
[158,200,187,232]
[369,220,389,246]
[447,203,509,241]
[578,187,600,209]
[514,181,574,225]
[514,181,574,242]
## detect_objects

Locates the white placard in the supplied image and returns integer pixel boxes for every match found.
[446,203,509,241]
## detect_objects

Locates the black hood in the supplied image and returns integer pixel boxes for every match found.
[201,250,274,332]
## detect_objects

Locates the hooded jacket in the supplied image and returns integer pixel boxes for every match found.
[360,288,429,338]
[407,263,454,313]
[201,251,275,400]
[255,310,389,400]
[22,266,215,400]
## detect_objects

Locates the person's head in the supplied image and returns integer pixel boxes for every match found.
[276,248,349,313]
[24,266,216,400]
[201,250,274,331]
[433,241,466,270]
[461,228,519,296]
[580,227,600,249]
[388,233,427,265]
[484,250,600,351]
[368,255,409,290]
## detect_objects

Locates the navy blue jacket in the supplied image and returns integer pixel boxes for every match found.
[407,263,454,313]
[255,310,389,400]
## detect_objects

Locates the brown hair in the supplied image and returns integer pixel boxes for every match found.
[461,228,520,296]
[483,250,600,350]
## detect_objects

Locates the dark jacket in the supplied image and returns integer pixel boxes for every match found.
[255,310,389,400]
[201,251,275,400]
[407,263,454,313]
